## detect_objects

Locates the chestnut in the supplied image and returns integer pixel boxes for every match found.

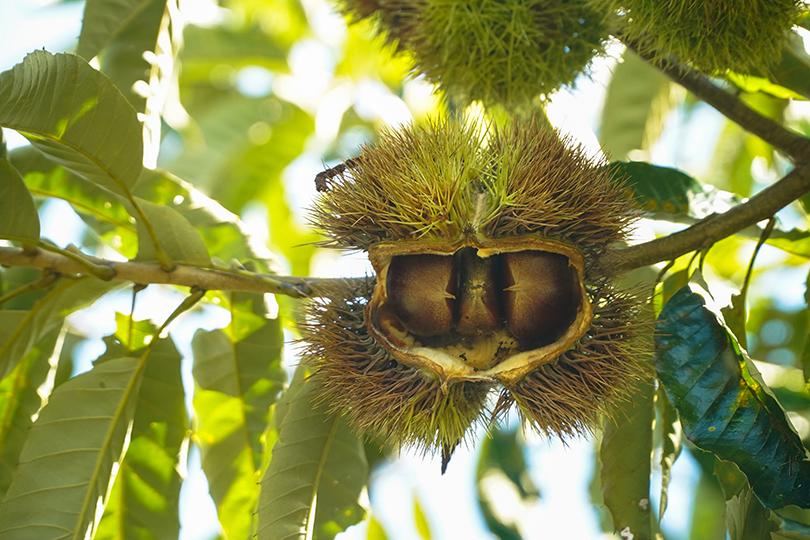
[455,248,503,336]
[501,251,580,344]
[386,254,457,336]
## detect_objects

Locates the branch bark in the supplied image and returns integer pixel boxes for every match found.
[0,247,324,298]
[624,44,810,163]
[610,165,810,273]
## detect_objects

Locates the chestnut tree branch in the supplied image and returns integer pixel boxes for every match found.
[624,43,810,163]
[3,161,809,298]
[0,246,329,299]
[610,164,810,273]
[4,52,810,293]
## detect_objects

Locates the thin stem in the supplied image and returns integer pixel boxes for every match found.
[0,246,347,298]
[610,165,810,273]
[624,44,810,162]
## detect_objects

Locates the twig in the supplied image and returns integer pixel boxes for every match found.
[0,246,328,298]
[610,165,810,272]
[624,44,810,162]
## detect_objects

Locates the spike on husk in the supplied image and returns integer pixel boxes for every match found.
[590,0,805,74]
[304,117,649,462]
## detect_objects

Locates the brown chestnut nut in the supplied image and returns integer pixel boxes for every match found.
[501,251,580,345]
[386,254,457,337]
[455,248,503,336]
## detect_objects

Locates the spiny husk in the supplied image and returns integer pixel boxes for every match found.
[337,0,608,110]
[307,117,648,454]
[592,0,805,74]
[302,278,495,453]
[311,118,638,261]
[498,286,651,438]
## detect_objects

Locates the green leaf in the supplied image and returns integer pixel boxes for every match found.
[658,385,682,521]
[133,169,286,273]
[476,426,538,540]
[0,50,143,194]
[721,293,748,350]
[78,0,160,60]
[599,49,672,160]
[0,158,39,241]
[764,32,810,101]
[0,357,144,539]
[726,483,776,540]
[366,516,389,540]
[98,0,169,113]
[256,367,368,540]
[770,512,810,539]
[0,277,118,380]
[132,196,211,265]
[95,320,187,540]
[10,146,138,257]
[0,328,61,500]
[414,497,432,540]
[655,285,810,509]
[180,24,288,82]
[601,377,655,540]
[193,292,284,539]
[610,161,741,219]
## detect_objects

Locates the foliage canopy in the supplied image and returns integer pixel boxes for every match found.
[1,1,810,540]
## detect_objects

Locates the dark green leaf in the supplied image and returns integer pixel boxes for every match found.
[132,197,211,265]
[599,49,672,160]
[256,367,368,540]
[609,161,742,219]
[0,158,39,240]
[193,292,284,539]
[0,328,61,500]
[0,357,143,539]
[0,50,143,194]
[601,377,655,540]
[726,484,776,540]
[95,319,187,540]
[78,0,159,60]
[0,277,118,379]
[656,285,810,509]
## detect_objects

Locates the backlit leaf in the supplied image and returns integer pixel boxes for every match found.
[656,285,810,509]
[0,158,39,241]
[601,376,655,540]
[0,357,143,539]
[599,49,672,160]
[77,0,160,60]
[0,50,143,194]
[193,292,284,539]
[132,197,211,265]
[95,319,187,540]
[0,277,118,380]
[658,385,682,521]
[0,328,61,500]
[256,367,368,540]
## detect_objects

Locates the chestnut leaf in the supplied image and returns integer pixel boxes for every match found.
[655,284,810,509]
